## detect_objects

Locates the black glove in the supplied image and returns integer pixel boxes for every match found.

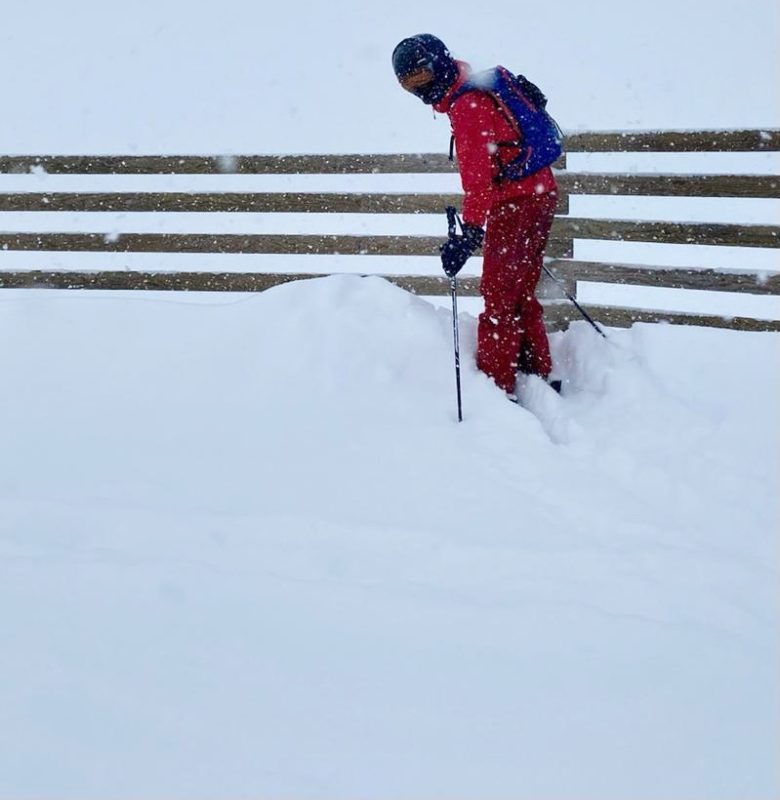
[440,224,484,277]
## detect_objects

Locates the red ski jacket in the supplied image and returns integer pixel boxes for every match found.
[434,62,557,228]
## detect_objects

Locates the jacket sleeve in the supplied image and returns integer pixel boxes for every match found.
[449,92,501,228]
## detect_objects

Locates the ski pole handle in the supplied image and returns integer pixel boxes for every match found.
[446,206,457,238]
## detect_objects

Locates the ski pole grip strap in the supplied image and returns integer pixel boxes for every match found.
[445,206,457,238]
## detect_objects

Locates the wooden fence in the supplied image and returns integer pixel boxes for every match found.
[0,129,778,331]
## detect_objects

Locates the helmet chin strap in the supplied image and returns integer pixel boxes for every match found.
[414,74,455,105]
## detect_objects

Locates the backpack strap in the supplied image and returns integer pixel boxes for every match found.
[448,81,524,183]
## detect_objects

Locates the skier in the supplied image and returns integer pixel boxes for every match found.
[392,34,562,397]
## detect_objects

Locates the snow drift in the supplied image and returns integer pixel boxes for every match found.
[0,276,777,797]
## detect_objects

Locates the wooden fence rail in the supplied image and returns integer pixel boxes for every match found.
[1,129,778,332]
[0,129,777,174]
[0,174,777,213]
[2,265,776,298]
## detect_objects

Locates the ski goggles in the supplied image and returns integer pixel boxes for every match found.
[398,67,435,95]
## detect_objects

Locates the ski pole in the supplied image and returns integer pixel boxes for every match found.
[542,263,607,339]
[450,274,463,422]
[445,206,463,422]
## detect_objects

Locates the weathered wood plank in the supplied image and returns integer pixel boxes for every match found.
[0,192,463,214]
[0,133,776,175]
[556,173,780,198]
[385,275,484,295]
[0,269,485,296]
[0,179,770,218]
[0,153,568,175]
[0,154,460,175]
[543,302,780,332]
[552,218,779,248]
[4,220,775,254]
[0,232,573,258]
[563,129,780,153]
[545,259,780,295]
[1,270,775,332]
[0,190,569,215]
[0,232,443,255]
[0,269,304,291]
[5,262,769,298]
[0,270,565,296]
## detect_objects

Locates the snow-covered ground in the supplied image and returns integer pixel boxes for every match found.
[1,277,777,796]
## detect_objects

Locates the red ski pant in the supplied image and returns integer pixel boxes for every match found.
[477,192,558,394]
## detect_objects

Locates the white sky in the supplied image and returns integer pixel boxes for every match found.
[0,0,778,153]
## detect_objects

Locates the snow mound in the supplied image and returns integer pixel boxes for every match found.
[0,275,777,797]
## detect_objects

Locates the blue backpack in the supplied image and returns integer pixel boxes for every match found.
[449,66,564,180]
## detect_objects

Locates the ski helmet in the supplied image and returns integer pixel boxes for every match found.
[392,34,458,105]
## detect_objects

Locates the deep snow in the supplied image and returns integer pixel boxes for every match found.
[0,276,777,796]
